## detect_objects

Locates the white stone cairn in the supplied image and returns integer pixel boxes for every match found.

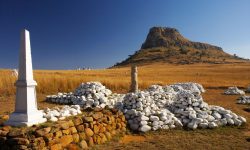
[122,83,246,131]
[45,82,247,132]
[46,82,125,109]
[237,96,250,104]
[4,29,46,127]
[130,65,138,93]
[224,86,245,95]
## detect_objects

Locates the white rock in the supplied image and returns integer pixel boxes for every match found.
[150,116,160,122]
[224,87,245,95]
[224,114,232,119]
[212,112,221,119]
[207,115,215,122]
[199,123,208,129]
[140,121,148,125]
[139,115,149,121]
[187,121,198,130]
[140,125,151,132]
[227,118,234,125]
[233,118,242,126]
[50,117,58,122]
[208,122,217,128]
[238,116,247,123]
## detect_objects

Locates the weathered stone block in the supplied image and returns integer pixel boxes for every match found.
[30,137,45,148]
[79,140,88,149]
[72,134,79,143]
[43,133,53,142]
[87,137,94,147]
[99,133,105,139]
[116,123,122,129]
[7,129,25,137]
[50,144,62,150]
[83,117,93,123]
[101,135,107,143]
[62,129,70,135]
[73,117,83,126]
[96,135,102,144]
[67,144,80,150]
[67,120,74,127]
[104,131,111,140]
[76,125,85,132]
[60,135,73,147]
[89,122,94,129]
[54,131,62,139]
[35,127,51,137]
[106,125,112,131]
[85,128,94,137]
[83,123,89,128]
[59,121,70,130]
[79,132,86,140]
[69,127,77,134]
[47,138,60,147]
[92,112,103,120]
[110,130,116,135]
[93,125,99,134]
[99,126,106,133]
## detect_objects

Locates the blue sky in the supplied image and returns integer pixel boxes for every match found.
[0,0,249,69]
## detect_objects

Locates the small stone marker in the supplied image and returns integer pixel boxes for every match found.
[130,65,138,93]
[4,29,46,126]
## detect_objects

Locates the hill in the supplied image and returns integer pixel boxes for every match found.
[113,27,247,67]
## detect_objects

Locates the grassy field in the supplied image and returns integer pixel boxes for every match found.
[0,62,250,149]
[1,62,250,96]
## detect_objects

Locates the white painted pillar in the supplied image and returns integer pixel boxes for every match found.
[130,65,138,93]
[5,29,46,126]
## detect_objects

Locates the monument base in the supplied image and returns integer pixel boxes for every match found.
[4,110,47,127]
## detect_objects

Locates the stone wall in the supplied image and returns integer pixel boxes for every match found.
[0,108,126,150]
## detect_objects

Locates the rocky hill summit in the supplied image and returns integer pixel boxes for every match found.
[141,27,222,50]
[113,27,247,67]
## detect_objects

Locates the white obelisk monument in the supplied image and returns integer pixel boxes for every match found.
[5,29,46,126]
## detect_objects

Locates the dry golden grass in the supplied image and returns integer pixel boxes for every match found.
[1,62,250,96]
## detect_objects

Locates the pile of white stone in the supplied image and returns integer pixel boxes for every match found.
[237,96,250,104]
[122,91,182,132]
[42,105,81,122]
[46,82,124,109]
[122,83,247,132]
[170,90,246,129]
[45,81,247,132]
[224,87,245,95]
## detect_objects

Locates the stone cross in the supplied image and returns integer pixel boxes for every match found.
[130,65,138,93]
[5,29,46,126]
